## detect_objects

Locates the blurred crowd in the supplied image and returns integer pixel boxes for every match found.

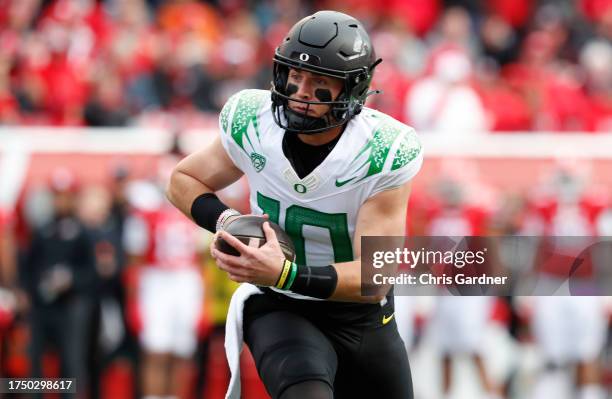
[0,0,610,131]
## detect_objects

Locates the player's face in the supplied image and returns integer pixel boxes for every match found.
[286,68,344,118]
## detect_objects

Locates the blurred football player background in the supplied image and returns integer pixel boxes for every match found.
[0,0,611,398]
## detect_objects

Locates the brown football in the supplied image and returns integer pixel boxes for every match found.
[215,215,296,261]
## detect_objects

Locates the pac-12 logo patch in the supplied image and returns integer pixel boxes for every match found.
[250,152,266,172]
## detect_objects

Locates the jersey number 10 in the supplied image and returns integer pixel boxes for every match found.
[257,192,353,265]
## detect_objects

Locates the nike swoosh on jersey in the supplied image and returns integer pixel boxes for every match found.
[335,177,356,187]
[382,313,394,325]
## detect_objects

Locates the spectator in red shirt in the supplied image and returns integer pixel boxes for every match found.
[503,29,593,131]
[475,60,532,131]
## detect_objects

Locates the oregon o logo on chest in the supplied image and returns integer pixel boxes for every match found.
[299,53,310,62]
[294,183,307,194]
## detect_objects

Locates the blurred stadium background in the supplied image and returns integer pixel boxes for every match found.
[0,0,611,398]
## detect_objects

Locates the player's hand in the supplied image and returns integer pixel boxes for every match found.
[211,221,285,286]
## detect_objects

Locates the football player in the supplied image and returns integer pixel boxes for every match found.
[528,166,608,399]
[167,11,423,399]
[125,161,205,399]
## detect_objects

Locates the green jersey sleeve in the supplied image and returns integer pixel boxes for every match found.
[218,89,270,172]
[371,125,423,195]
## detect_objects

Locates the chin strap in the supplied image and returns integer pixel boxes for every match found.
[283,107,330,134]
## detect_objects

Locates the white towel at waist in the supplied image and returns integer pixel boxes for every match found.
[225,283,264,399]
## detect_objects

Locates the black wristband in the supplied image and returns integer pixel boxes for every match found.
[289,264,338,299]
[190,193,229,233]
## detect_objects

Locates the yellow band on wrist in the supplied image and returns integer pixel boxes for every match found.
[275,259,292,289]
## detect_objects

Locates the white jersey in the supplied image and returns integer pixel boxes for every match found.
[218,89,423,298]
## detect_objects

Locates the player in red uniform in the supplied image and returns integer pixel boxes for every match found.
[124,177,205,399]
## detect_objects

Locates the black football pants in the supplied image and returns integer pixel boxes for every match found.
[243,290,414,399]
